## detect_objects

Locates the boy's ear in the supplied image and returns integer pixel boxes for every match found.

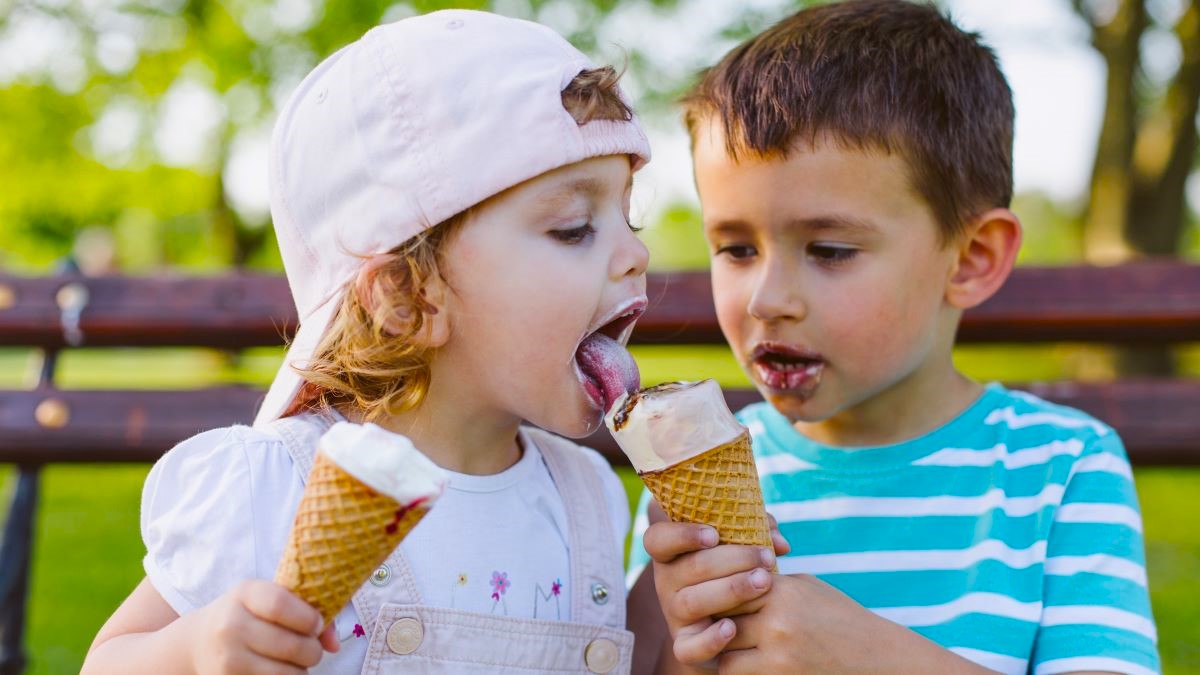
[354,254,451,348]
[945,208,1023,310]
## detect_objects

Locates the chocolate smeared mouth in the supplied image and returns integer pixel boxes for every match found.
[749,342,825,393]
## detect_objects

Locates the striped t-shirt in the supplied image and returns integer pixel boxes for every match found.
[628,383,1159,675]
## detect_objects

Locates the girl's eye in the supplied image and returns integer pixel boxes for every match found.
[552,223,596,244]
[808,244,858,265]
[714,244,757,260]
[626,217,643,233]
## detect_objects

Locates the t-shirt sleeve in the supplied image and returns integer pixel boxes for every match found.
[626,487,653,589]
[140,426,296,616]
[1032,429,1161,675]
[582,448,633,557]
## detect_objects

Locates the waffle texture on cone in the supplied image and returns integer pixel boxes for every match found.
[640,432,772,547]
[275,450,431,625]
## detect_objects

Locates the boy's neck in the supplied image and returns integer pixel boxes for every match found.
[793,365,983,449]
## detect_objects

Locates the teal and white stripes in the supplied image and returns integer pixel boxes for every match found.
[628,384,1160,675]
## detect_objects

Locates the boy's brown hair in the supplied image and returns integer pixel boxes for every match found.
[286,67,632,422]
[683,0,1013,241]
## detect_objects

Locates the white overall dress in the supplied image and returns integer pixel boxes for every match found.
[270,413,635,674]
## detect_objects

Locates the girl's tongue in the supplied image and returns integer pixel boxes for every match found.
[576,332,641,412]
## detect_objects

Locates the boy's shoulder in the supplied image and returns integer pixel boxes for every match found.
[977,383,1120,446]
[736,383,1124,459]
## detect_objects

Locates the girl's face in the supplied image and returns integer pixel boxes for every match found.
[434,155,649,438]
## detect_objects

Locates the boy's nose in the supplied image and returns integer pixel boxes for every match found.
[748,260,806,322]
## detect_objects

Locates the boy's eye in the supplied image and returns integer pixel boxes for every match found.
[714,244,757,260]
[808,244,858,265]
[552,223,596,244]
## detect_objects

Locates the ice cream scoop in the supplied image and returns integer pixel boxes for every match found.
[606,380,773,548]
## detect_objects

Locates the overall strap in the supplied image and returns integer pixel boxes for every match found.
[269,411,336,478]
[528,427,627,630]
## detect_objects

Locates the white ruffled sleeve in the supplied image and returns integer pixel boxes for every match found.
[140,425,303,615]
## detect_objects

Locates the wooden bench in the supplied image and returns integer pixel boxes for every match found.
[2,261,1200,671]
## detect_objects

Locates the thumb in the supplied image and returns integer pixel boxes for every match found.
[319,623,340,653]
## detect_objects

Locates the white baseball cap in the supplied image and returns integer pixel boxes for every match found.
[254,9,652,427]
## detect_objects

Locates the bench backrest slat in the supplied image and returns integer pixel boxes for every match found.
[6,262,1200,348]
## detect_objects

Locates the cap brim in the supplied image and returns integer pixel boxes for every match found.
[253,296,341,427]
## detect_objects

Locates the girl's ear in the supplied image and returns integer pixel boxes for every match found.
[354,254,451,349]
[945,208,1023,310]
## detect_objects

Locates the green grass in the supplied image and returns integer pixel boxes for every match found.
[2,346,1199,673]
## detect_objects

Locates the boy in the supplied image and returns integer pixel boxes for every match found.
[627,2,1159,674]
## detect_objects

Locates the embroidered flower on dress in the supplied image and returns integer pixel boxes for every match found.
[490,570,510,596]
[457,572,468,586]
[551,579,562,596]
[352,624,366,638]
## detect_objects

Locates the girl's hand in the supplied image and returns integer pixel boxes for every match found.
[188,580,339,674]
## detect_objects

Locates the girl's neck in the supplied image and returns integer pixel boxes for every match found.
[344,381,522,476]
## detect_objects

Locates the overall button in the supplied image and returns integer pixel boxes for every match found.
[584,638,619,673]
[590,582,609,605]
[386,617,423,655]
[370,564,391,586]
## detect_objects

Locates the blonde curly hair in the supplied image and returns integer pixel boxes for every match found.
[286,66,634,423]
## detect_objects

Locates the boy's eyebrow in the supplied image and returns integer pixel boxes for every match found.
[706,215,883,235]
[789,215,882,235]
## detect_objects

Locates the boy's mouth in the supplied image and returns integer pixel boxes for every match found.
[750,342,825,394]
[574,298,647,413]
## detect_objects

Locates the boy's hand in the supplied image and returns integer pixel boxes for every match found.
[187,580,339,674]
[677,574,994,674]
[643,503,789,644]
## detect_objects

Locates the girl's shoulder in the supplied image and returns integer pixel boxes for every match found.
[140,423,308,614]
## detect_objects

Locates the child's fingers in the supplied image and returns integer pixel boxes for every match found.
[644,521,719,563]
[672,618,735,666]
[771,528,791,556]
[319,622,341,653]
[237,651,308,675]
[242,618,325,668]
[668,568,772,624]
[236,580,323,636]
[659,544,774,594]
[716,646,760,675]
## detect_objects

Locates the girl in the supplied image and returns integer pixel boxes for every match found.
[83,9,651,674]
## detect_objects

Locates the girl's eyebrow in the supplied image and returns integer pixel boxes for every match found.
[539,174,634,207]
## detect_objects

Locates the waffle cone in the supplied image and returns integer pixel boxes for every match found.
[275,450,429,625]
[640,432,771,548]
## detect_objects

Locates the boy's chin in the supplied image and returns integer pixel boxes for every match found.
[760,387,829,424]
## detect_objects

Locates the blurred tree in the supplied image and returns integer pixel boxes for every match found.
[2,0,733,271]
[1072,0,1200,374]
[1074,0,1200,263]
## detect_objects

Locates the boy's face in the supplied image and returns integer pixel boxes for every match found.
[693,121,962,429]
[435,155,649,438]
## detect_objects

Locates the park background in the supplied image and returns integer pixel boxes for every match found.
[1,0,1198,672]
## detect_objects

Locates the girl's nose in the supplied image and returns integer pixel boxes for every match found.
[611,225,650,281]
